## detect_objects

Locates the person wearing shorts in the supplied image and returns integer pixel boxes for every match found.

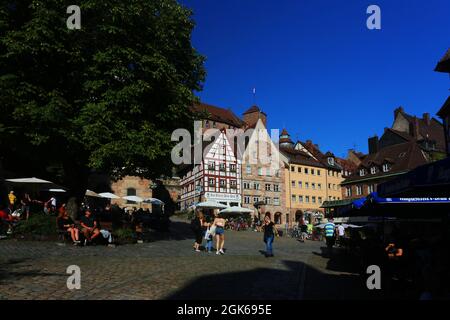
[213,212,226,255]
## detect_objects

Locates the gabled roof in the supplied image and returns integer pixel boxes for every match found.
[280,146,325,168]
[395,109,445,151]
[191,102,245,128]
[299,140,342,171]
[435,48,450,73]
[342,141,428,184]
[437,96,450,118]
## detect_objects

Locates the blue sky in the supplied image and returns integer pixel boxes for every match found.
[181,0,450,158]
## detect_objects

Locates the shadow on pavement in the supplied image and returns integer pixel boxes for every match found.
[0,258,64,283]
[166,259,374,300]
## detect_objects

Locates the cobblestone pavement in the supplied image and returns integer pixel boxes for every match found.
[0,218,372,300]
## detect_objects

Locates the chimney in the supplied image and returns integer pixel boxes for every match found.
[394,106,404,120]
[409,117,420,138]
[423,113,430,125]
[368,135,379,155]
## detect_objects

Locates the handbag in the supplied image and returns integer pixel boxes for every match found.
[209,225,216,237]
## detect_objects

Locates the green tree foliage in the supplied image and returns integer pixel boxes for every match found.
[0,0,205,197]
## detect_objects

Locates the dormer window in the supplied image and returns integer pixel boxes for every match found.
[382,163,390,172]
[359,168,366,176]
[370,167,377,174]
[328,157,335,166]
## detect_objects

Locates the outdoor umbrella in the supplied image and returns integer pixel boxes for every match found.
[46,189,66,193]
[85,190,101,197]
[195,200,228,209]
[5,177,61,195]
[143,197,164,205]
[219,206,254,214]
[98,192,120,199]
[122,195,144,203]
[341,224,363,229]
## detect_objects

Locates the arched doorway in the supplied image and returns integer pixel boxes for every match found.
[274,212,282,224]
[295,210,303,222]
[265,212,271,220]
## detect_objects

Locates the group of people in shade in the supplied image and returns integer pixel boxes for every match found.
[191,210,278,257]
[57,208,104,245]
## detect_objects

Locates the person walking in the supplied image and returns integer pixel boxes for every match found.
[337,224,345,247]
[324,218,336,256]
[262,215,276,258]
[212,211,226,255]
[191,210,205,252]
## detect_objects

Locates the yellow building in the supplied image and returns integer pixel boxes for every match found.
[279,130,343,224]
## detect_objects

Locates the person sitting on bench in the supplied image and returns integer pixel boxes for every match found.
[80,210,100,245]
[57,209,80,244]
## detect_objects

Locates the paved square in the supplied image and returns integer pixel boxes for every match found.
[0,218,371,300]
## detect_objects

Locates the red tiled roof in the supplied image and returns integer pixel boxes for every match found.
[191,102,244,128]
[280,146,326,168]
[399,111,445,151]
[342,141,429,184]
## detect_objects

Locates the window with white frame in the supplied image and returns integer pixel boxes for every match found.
[264,197,271,205]
[208,161,215,170]
[346,186,352,197]
[265,184,271,191]
[370,166,377,174]
[382,163,390,172]
[292,180,296,188]
[209,178,215,186]
[299,195,303,203]
[312,183,316,190]
[359,168,366,176]
[230,180,237,189]
[318,183,322,190]
[318,197,322,203]
[298,181,302,188]
[244,196,250,204]
[305,196,310,203]
[243,182,250,189]
[368,184,375,193]
[219,179,226,187]
[356,185,362,195]
[253,197,260,204]
[258,167,263,176]
[312,196,316,203]
[305,182,309,189]
[292,195,297,202]
[246,165,251,174]
[273,197,280,206]
[254,183,260,190]
[230,164,236,172]
[274,184,280,192]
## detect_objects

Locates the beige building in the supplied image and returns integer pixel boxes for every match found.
[279,129,343,224]
[240,106,289,224]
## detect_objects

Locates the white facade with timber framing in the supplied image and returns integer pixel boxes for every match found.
[180,130,242,209]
